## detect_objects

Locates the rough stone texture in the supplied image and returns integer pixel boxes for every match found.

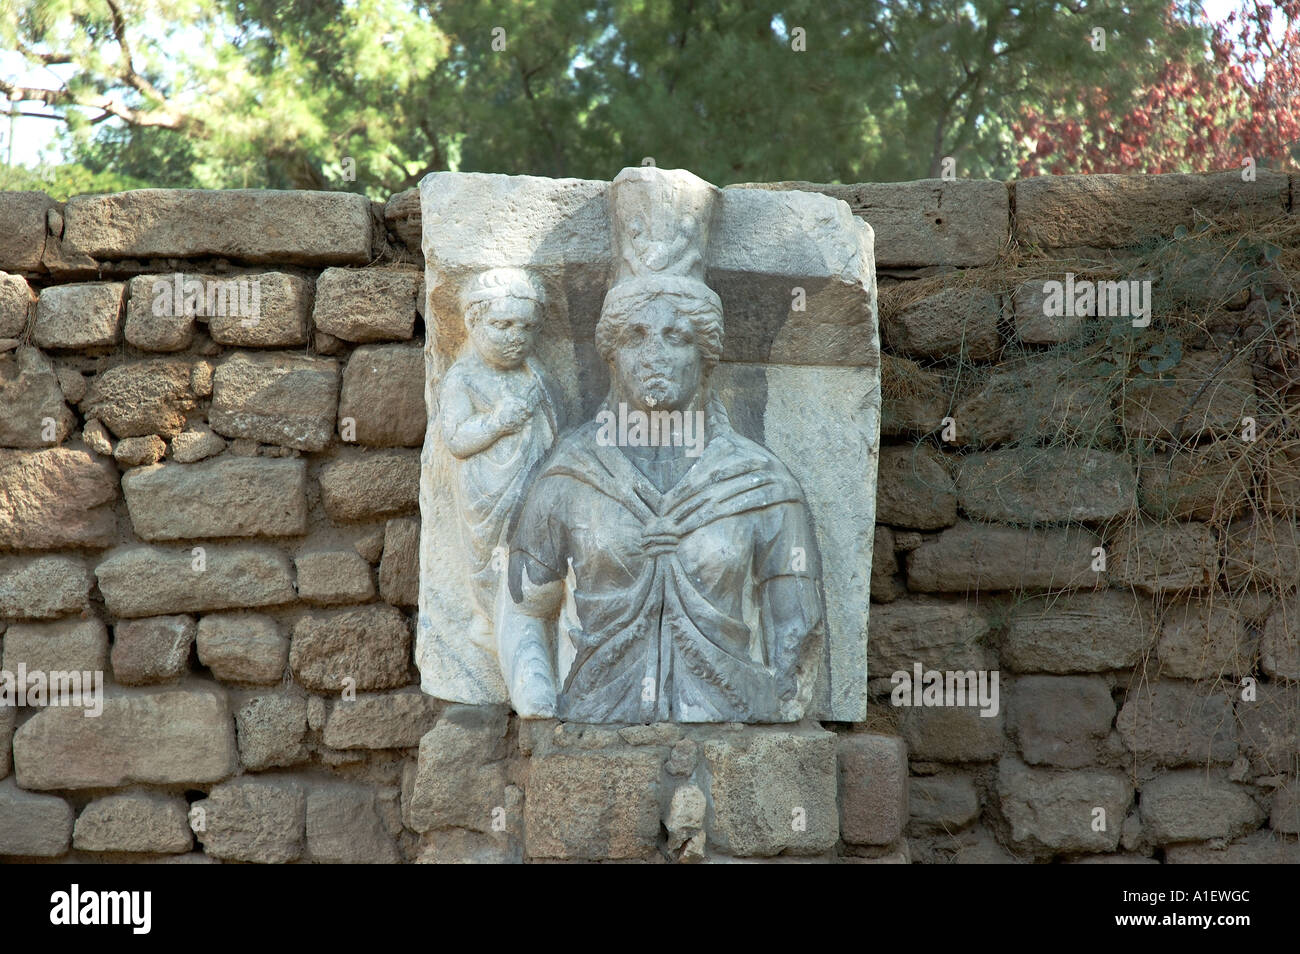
[997,758,1133,854]
[1157,600,1251,679]
[1007,676,1115,769]
[83,358,197,439]
[0,446,117,549]
[82,419,114,456]
[1013,278,1081,343]
[72,793,193,854]
[235,692,309,771]
[115,434,167,467]
[1165,830,1300,864]
[867,596,993,673]
[306,784,401,863]
[169,423,226,463]
[526,748,664,860]
[908,775,981,832]
[338,344,426,447]
[839,733,908,846]
[1139,445,1249,522]
[1015,171,1289,248]
[956,448,1136,525]
[901,705,1004,763]
[880,355,948,437]
[193,777,306,863]
[313,267,421,342]
[870,526,904,602]
[210,351,340,452]
[111,615,195,685]
[876,444,956,530]
[1238,685,1300,771]
[1261,599,1300,681]
[1,618,109,675]
[124,274,198,351]
[0,705,12,780]
[953,353,1117,447]
[1003,590,1152,673]
[295,549,376,605]
[323,687,440,749]
[405,706,510,833]
[0,555,92,619]
[1110,521,1217,594]
[702,727,839,856]
[96,545,295,618]
[1223,515,1300,592]
[1121,348,1257,442]
[13,685,238,789]
[33,282,124,349]
[0,192,50,272]
[320,450,420,521]
[1115,681,1237,765]
[1271,783,1300,835]
[1139,772,1264,844]
[289,604,412,692]
[884,286,999,360]
[63,189,373,264]
[196,612,288,684]
[0,272,36,337]
[207,272,312,347]
[906,521,1102,592]
[123,457,308,541]
[0,347,76,447]
[0,778,73,857]
[378,517,420,607]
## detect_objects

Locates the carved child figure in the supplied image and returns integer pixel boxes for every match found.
[439,268,558,686]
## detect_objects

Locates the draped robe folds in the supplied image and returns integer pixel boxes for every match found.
[509,404,826,723]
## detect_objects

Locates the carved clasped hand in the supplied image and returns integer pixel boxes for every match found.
[640,515,682,558]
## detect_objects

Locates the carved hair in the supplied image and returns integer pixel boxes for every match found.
[595,277,724,370]
[460,268,546,328]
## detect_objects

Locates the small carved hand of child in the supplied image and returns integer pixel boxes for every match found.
[493,392,534,434]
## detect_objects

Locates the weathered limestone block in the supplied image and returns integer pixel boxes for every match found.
[1139,445,1249,522]
[1002,590,1152,673]
[83,358,197,439]
[0,554,93,619]
[1238,685,1300,770]
[111,615,195,685]
[405,705,509,833]
[124,274,197,351]
[0,778,72,857]
[867,596,993,674]
[123,457,308,541]
[289,604,412,692]
[0,271,36,336]
[96,545,296,618]
[1223,515,1300,592]
[736,178,1007,267]
[13,684,238,789]
[294,549,376,605]
[0,192,51,272]
[870,526,904,603]
[378,517,420,607]
[55,364,86,404]
[72,793,193,854]
[0,347,75,447]
[169,422,226,463]
[1115,681,1237,765]
[838,733,908,846]
[1272,783,1300,835]
[876,444,956,530]
[306,784,401,864]
[1157,600,1251,679]
[997,758,1133,854]
[324,687,440,749]
[81,419,114,457]
[210,352,339,452]
[207,272,312,347]
[906,521,1102,592]
[884,286,999,360]
[235,692,309,771]
[63,189,373,264]
[193,777,306,863]
[702,727,838,857]
[1121,348,1257,442]
[1015,171,1289,248]
[1165,830,1300,864]
[526,748,664,860]
[338,344,425,447]
[900,705,1004,763]
[115,434,167,467]
[953,353,1117,447]
[33,282,124,349]
[908,775,981,832]
[0,446,117,549]
[313,267,421,342]
[1111,520,1217,594]
[320,449,419,521]
[1261,599,1300,681]
[1,618,108,678]
[956,448,1136,524]
[196,612,288,684]
[1012,278,1081,343]
[1139,772,1265,844]
[880,355,949,437]
[1007,676,1115,769]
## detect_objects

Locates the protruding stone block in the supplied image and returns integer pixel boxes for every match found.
[96,545,297,618]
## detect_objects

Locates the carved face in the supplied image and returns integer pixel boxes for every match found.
[608,296,704,413]
[469,297,540,370]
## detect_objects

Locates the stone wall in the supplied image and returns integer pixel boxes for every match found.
[0,170,1297,863]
